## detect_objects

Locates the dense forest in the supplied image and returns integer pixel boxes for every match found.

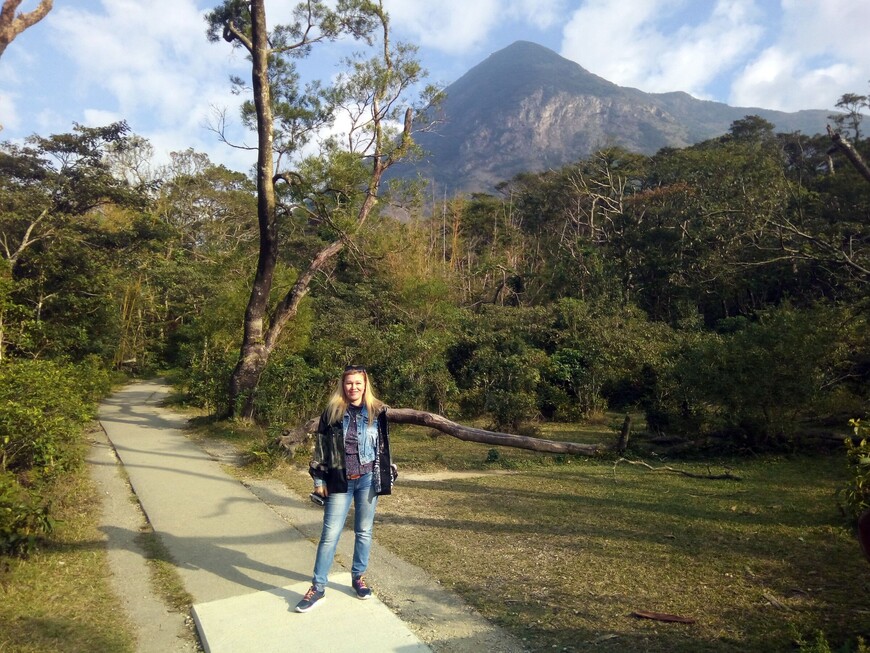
[2,0,869,554]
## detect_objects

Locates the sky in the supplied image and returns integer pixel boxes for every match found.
[1,0,869,174]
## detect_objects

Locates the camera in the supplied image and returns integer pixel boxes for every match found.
[309,492,326,507]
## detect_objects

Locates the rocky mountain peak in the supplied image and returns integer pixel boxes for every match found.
[390,41,832,195]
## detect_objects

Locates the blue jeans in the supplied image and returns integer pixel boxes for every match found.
[312,472,378,591]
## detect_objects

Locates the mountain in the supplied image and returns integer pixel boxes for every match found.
[390,41,833,195]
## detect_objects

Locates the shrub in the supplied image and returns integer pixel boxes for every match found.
[0,357,110,557]
[253,354,328,426]
[0,472,54,557]
[646,304,857,447]
[543,299,672,420]
[447,306,549,430]
[0,359,94,476]
[837,419,870,524]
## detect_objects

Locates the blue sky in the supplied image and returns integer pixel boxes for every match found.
[1,0,868,174]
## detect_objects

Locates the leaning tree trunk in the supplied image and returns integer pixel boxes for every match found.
[225,3,414,417]
[279,407,606,457]
[828,125,870,184]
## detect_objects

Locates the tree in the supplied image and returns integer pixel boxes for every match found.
[207,0,437,417]
[0,123,149,361]
[829,92,868,141]
[0,0,52,59]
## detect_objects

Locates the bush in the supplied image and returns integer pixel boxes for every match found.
[253,354,329,425]
[646,304,857,447]
[176,344,237,415]
[0,359,96,476]
[0,472,54,557]
[447,306,549,430]
[543,299,672,420]
[837,419,870,524]
[0,357,110,557]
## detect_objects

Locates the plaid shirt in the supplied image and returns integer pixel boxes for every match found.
[309,406,394,495]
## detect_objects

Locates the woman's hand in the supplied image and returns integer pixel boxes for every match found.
[314,485,328,498]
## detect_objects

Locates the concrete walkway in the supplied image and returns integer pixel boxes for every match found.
[97,380,429,653]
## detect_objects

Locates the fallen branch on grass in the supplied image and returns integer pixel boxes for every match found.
[612,457,741,481]
[631,610,696,624]
[278,407,605,456]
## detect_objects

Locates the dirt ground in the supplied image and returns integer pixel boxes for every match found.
[90,424,527,653]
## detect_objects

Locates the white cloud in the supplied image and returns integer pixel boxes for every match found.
[82,108,123,127]
[505,0,568,30]
[384,0,568,53]
[560,0,763,98]
[51,0,242,123]
[0,93,19,132]
[384,0,502,53]
[40,0,252,167]
[729,0,870,110]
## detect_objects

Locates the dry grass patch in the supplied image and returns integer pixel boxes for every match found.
[0,471,136,653]
[189,418,870,652]
[373,450,870,652]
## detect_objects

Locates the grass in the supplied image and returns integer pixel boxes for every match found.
[5,386,861,651]
[0,468,137,653]
[135,528,195,612]
[377,455,868,652]
[217,418,870,652]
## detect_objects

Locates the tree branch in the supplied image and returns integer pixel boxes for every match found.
[0,0,52,58]
[278,407,605,456]
[612,457,741,481]
[827,125,870,184]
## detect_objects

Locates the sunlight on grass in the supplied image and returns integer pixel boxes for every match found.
[373,452,870,652]
[0,472,136,653]
[192,416,870,652]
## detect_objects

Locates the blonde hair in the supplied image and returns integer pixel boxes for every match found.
[324,367,383,426]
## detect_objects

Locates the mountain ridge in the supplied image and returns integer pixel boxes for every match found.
[392,41,833,195]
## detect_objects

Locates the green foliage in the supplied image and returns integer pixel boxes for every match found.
[0,357,107,558]
[645,305,863,446]
[794,629,869,653]
[253,354,328,426]
[544,298,671,419]
[448,305,549,429]
[0,472,54,557]
[0,359,99,476]
[837,419,870,523]
[0,124,157,365]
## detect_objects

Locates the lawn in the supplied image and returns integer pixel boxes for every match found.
[268,421,870,652]
[0,467,136,653]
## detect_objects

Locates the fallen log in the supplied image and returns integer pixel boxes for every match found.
[387,408,604,456]
[278,407,605,456]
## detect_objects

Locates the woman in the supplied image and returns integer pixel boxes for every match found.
[295,365,397,613]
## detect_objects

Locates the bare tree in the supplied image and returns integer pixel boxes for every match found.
[0,0,52,59]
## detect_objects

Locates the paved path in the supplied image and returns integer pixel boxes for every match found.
[97,380,429,653]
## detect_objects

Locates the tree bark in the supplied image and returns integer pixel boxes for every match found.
[827,125,870,184]
[617,414,631,454]
[224,3,415,418]
[227,0,276,418]
[279,408,605,456]
[0,0,52,59]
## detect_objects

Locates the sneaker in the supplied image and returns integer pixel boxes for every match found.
[295,586,325,613]
[352,576,372,600]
